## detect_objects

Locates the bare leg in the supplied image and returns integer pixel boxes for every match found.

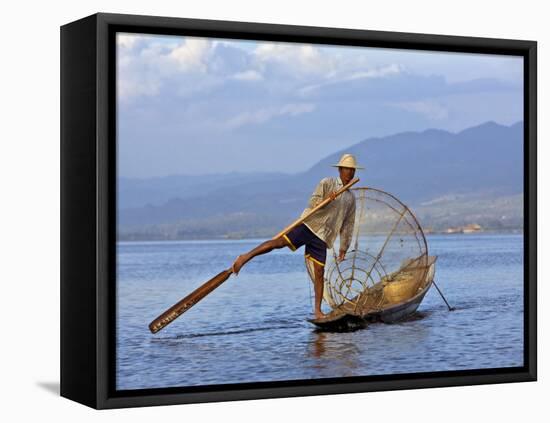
[232,237,288,274]
[312,261,327,319]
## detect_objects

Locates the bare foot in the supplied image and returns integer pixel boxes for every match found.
[314,310,327,320]
[232,254,248,275]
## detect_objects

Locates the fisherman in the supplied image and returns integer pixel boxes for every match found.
[232,153,363,319]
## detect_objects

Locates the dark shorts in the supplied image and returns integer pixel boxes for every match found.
[283,223,327,267]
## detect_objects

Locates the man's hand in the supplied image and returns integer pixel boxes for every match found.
[337,250,346,262]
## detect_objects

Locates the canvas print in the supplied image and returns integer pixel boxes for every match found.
[116,32,524,391]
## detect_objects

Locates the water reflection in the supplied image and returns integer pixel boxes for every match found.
[310,331,328,358]
[307,331,362,371]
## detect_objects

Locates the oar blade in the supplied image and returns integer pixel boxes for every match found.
[149,269,233,334]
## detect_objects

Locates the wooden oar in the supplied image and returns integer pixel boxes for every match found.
[148,177,360,334]
[432,280,455,311]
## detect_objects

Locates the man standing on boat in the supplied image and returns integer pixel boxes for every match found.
[232,153,363,319]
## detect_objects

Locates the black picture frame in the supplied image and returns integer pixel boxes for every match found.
[60,12,537,409]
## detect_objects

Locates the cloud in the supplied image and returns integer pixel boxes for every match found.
[299,63,403,96]
[117,35,219,101]
[117,35,519,105]
[117,76,161,100]
[231,70,263,81]
[224,103,316,129]
[343,64,403,81]
[253,42,336,77]
[133,37,214,76]
[117,33,143,49]
[168,38,212,72]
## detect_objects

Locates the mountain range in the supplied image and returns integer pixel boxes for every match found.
[118,121,524,240]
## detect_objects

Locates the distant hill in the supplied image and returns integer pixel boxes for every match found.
[301,120,523,203]
[118,171,290,209]
[118,121,524,240]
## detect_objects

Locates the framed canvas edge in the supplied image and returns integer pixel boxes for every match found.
[97,370,535,409]
[60,13,99,409]
[525,41,537,382]
[71,12,538,409]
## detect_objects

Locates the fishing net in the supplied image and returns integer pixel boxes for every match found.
[305,187,430,316]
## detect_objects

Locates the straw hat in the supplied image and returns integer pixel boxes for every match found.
[331,153,364,169]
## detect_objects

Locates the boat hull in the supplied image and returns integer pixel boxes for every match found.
[364,280,432,323]
[308,256,437,330]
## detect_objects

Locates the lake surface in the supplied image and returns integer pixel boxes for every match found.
[116,233,524,390]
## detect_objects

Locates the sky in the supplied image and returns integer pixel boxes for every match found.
[116,32,523,178]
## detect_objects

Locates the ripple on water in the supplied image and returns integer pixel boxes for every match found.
[116,234,525,390]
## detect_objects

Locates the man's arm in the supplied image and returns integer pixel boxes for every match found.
[300,178,329,218]
[338,197,356,261]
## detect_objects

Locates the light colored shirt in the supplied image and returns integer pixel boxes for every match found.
[300,177,356,251]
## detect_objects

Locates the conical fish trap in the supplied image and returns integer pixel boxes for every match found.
[306,187,429,315]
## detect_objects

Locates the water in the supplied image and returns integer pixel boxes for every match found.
[116,234,524,390]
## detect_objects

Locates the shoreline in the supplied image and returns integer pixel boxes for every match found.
[117,229,524,243]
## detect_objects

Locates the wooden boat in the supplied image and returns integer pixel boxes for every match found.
[307,313,368,331]
[309,255,437,330]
